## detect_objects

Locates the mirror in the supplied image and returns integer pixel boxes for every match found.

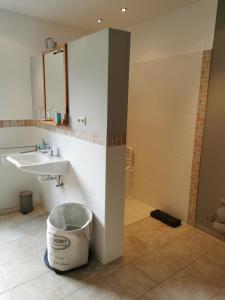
[42,44,68,126]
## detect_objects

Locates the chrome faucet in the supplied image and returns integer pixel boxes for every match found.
[49,147,54,156]
[38,138,58,156]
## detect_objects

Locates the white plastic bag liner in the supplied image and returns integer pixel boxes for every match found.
[47,203,93,271]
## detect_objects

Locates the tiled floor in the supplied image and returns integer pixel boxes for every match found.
[125,197,153,225]
[0,208,225,299]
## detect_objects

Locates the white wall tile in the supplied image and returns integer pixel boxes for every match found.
[127,52,201,222]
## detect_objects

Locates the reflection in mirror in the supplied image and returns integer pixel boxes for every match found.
[42,44,68,126]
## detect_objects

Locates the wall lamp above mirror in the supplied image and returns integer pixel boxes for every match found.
[41,44,68,126]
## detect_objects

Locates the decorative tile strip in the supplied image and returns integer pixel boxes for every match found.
[0,119,33,128]
[0,119,127,146]
[35,120,106,145]
[35,120,126,146]
[107,133,127,146]
[187,49,212,226]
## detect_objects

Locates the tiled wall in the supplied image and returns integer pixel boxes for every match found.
[0,120,33,128]
[127,51,203,221]
[0,51,212,225]
[188,50,212,225]
[0,119,126,146]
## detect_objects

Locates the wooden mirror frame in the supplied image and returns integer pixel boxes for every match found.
[42,43,69,126]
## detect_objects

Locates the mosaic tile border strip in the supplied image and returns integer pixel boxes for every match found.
[0,120,33,128]
[187,49,212,226]
[36,121,126,146]
[0,119,126,147]
[34,120,106,145]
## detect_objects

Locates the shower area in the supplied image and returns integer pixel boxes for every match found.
[125,145,152,225]
[195,0,225,239]
[124,49,204,226]
[123,0,223,238]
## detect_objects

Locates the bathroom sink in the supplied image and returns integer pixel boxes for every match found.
[7,152,69,175]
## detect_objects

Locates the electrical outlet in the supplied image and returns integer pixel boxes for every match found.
[76,117,87,125]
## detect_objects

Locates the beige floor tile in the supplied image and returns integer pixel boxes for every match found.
[51,265,99,296]
[124,214,139,225]
[0,239,31,266]
[15,213,48,235]
[124,217,162,238]
[125,199,152,225]
[0,215,14,227]
[11,273,64,300]
[134,225,174,249]
[135,250,181,283]
[0,272,8,294]
[139,285,175,300]
[9,209,47,225]
[89,256,129,278]
[0,204,225,300]
[0,210,8,217]
[0,254,47,288]
[211,286,225,300]
[162,224,191,239]
[159,229,218,268]
[68,279,120,300]
[22,230,47,254]
[123,235,154,261]
[0,216,25,244]
[194,256,225,288]
[37,248,46,262]
[183,230,219,254]
[205,244,225,267]
[161,256,225,300]
[0,292,12,300]
[105,264,155,299]
[90,230,154,278]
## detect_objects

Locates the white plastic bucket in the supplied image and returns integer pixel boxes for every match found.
[47,203,93,271]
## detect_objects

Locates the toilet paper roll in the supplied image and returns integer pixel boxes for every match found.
[213,220,225,235]
[216,207,225,223]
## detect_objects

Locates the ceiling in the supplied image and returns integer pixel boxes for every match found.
[0,0,200,31]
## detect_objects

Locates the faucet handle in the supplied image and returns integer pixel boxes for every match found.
[49,148,54,156]
[48,146,59,157]
[41,137,47,144]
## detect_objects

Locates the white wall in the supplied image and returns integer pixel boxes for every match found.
[126,0,218,221]
[0,9,86,210]
[129,0,217,63]
[0,9,129,264]
[68,30,108,136]
[34,127,107,262]
[0,9,87,120]
[35,29,130,264]
[0,127,39,210]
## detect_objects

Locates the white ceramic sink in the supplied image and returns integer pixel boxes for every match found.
[7,152,69,175]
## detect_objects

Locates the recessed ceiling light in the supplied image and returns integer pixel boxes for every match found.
[121,7,127,13]
[97,18,103,23]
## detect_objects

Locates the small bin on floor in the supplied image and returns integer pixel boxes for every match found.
[19,191,33,214]
[46,203,93,272]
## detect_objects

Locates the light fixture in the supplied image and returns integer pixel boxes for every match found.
[97,18,103,23]
[121,7,127,13]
